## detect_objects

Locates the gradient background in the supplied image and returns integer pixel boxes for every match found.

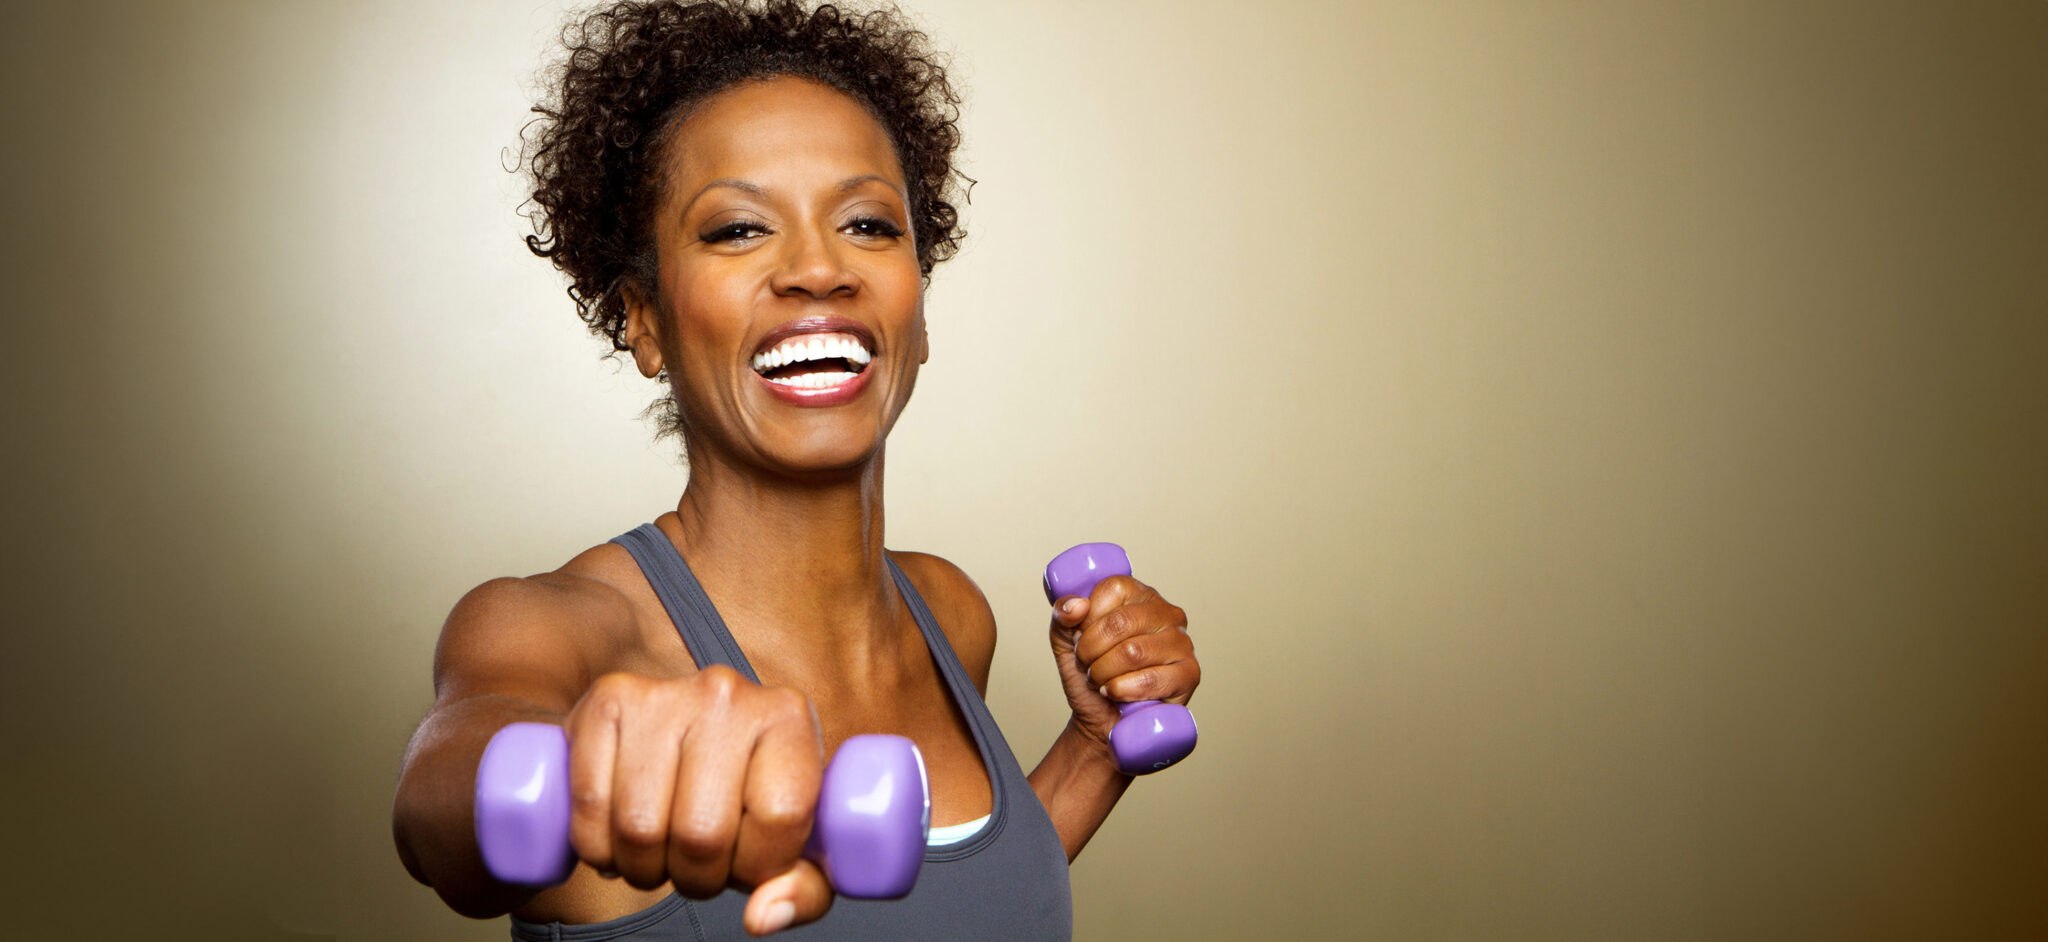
[3,1,2043,940]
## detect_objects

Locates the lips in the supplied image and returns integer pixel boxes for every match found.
[750,317,876,406]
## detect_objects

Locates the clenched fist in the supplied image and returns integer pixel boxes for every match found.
[563,666,831,935]
[1045,575,1201,756]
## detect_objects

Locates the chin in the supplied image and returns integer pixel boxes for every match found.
[764,432,886,479]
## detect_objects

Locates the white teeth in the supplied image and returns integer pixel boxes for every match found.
[766,371,857,388]
[750,331,875,374]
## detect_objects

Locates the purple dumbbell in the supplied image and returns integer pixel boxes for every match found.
[1044,542,1199,775]
[475,724,930,899]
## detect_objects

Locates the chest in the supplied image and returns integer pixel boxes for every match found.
[609,590,995,827]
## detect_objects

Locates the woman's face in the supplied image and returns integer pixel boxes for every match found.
[625,75,926,479]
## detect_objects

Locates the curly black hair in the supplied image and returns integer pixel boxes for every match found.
[520,0,967,354]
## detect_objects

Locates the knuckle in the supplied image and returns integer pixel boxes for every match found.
[766,686,812,723]
[1099,607,1134,639]
[614,811,667,847]
[571,786,608,817]
[592,671,643,698]
[582,678,632,719]
[753,793,812,832]
[1122,639,1146,664]
[586,697,624,727]
[695,664,744,701]
[671,812,735,860]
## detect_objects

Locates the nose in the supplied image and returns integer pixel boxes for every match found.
[770,223,859,300]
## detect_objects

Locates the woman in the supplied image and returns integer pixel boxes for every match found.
[392,1,1200,938]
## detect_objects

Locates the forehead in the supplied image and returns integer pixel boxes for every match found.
[663,75,905,200]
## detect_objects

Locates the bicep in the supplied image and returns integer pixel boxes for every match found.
[430,575,613,714]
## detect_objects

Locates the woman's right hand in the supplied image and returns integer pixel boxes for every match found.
[563,666,831,936]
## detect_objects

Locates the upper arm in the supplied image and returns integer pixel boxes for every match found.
[430,573,632,714]
[892,552,998,695]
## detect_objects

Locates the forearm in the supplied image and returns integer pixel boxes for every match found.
[392,695,561,918]
[1027,717,1134,862]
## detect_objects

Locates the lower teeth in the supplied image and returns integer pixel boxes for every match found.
[768,371,857,389]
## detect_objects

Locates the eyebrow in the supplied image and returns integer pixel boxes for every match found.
[834,174,903,197]
[680,174,905,217]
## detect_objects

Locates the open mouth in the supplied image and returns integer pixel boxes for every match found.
[751,330,873,390]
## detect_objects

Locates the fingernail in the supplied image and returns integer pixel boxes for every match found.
[1099,685,1110,699]
[761,899,796,934]
[1061,598,1081,615]
[597,867,618,879]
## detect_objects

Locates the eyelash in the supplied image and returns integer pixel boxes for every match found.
[703,221,770,244]
[846,217,904,238]
[699,217,904,244]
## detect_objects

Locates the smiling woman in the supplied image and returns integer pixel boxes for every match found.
[389,1,1201,939]
[619,77,930,474]
[519,0,967,451]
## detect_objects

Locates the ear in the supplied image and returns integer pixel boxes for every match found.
[916,321,929,365]
[621,281,665,379]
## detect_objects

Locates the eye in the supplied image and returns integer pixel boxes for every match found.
[844,216,905,239]
[702,221,771,244]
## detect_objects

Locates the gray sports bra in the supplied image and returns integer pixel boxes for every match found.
[509,524,1073,941]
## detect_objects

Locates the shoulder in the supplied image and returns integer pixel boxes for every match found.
[433,542,649,709]
[888,550,998,693]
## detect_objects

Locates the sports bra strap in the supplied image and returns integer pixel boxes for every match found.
[610,523,755,680]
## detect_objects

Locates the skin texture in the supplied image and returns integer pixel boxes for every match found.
[391,76,1200,936]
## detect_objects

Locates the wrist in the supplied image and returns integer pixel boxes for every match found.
[1061,716,1130,780]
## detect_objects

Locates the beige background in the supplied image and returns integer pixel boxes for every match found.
[3,1,2043,939]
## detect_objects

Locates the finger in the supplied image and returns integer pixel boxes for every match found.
[565,699,623,876]
[1085,574,1156,616]
[1075,596,1185,667]
[1047,610,1084,658]
[1100,659,1201,705]
[730,692,823,888]
[743,857,833,936]
[1050,595,1090,629]
[609,706,684,890]
[665,704,750,897]
[1083,627,1193,689]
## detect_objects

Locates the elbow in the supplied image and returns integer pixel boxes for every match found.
[436,884,520,921]
[390,800,433,889]
[391,776,528,920]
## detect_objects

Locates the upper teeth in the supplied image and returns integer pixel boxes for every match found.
[752,332,873,373]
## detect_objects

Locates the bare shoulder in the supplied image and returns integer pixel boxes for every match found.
[433,542,650,711]
[888,550,998,692]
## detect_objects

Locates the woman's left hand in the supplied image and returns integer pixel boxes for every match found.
[1046,576,1200,758]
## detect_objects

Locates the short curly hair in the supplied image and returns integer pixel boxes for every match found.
[520,0,966,353]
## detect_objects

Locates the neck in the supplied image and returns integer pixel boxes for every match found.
[662,448,903,673]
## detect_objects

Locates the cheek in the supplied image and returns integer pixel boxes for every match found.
[874,259,925,322]
[666,269,753,361]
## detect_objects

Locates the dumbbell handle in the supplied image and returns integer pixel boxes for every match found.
[1043,542,1199,775]
[475,725,929,899]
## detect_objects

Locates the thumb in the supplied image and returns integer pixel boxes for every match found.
[743,858,833,936]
